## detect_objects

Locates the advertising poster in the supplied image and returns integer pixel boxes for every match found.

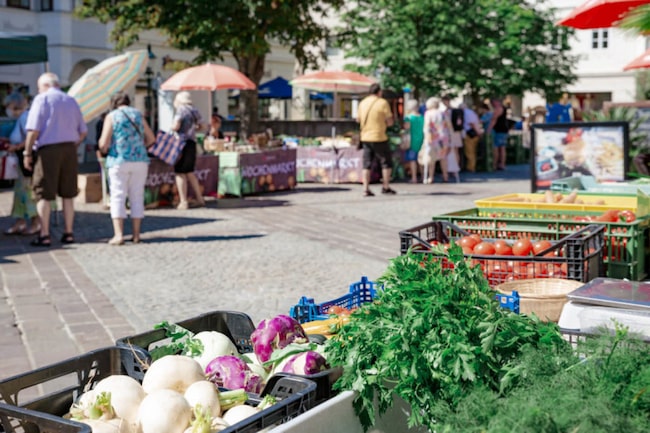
[531,122,629,192]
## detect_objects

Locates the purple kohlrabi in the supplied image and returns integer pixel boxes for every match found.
[251,315,308,363]
[277,351,329,376]
[205,355,264,394]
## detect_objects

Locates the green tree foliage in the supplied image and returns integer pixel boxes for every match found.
[75,0,343,134]
[620,4,650,33]
[337,0,578,100]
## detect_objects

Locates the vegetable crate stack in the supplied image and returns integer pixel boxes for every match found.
[438,204,649,280]
[0,331,318,432]
[399,220,605,287]
[116,310,340,405]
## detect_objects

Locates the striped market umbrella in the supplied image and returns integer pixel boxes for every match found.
[68,50,149,122]
[289,70,376,94]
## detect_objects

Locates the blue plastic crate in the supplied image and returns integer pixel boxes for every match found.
[289,276,380,324]
[495,290,520,314]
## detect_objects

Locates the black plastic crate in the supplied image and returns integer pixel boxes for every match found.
[0,347,316,433]
[0,347,146,415]
[399,220,605,286]
[115,310,339,405]
[116,310,256,354]
[232,374,316,433]
[0,402,90,433]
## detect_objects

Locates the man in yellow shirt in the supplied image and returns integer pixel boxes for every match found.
[357,83,395,196]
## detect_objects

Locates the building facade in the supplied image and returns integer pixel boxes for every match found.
[523,0,647,115]
[0,0,298,140]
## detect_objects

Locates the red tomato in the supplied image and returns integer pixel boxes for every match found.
[462,246,474,255]
[327,306,349,315]
[512,238,533,256]
[459,236,479,250]
[494,240,513,256]
[469,234,483,244]
[533,240,553,255]
[618,210,636,223]
[474,241,496,255]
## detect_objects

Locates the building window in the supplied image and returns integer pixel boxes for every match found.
[41,0,52,11]
[7,0,30,8]
[592,29,609,49]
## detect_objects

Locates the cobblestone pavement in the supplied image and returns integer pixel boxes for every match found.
[0,165,530,378]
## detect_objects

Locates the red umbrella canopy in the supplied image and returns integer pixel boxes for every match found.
[290,70,376,94]
[623,47,650,69]
[557,0,649,29]
[161,63,256,91]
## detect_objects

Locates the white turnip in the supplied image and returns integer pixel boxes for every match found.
[184,405,229,433]
[184,381,221,418]
[70,390,114,421]
[137,389,192,433]
[79,418,132,433]
[142,355,205,394]
[94,375,145,425]
[221,404,259,427]
[191,331,238,370]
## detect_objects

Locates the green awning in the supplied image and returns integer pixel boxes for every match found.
[0,33,48,65]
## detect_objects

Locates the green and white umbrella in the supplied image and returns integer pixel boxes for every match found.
[68,50,149,123]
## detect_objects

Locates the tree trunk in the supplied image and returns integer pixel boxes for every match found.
[237,54,266,139]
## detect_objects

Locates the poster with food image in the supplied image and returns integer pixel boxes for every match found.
[531,122,629,192]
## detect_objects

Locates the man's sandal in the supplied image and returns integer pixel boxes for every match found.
[30,235,51,247]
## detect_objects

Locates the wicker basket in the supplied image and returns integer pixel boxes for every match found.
[495,278,585,322]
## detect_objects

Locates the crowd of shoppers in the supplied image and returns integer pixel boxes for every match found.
[393,95,514,186]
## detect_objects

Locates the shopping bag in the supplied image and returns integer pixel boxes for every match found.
[150,131,185,166]
[0,153,19,180]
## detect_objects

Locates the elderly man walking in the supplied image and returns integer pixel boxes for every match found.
[23,72,87,247]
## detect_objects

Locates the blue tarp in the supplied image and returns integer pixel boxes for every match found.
[258,76,292,99]
[310,92,333,104]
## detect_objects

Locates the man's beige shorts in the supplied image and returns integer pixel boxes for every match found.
[32,142,78,201]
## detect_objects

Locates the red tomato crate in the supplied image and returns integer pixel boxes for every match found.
[399,221,604,287]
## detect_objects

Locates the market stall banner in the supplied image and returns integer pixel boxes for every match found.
[336,147,365,184]
[295,146,386,184]
[144,154,219,207]
[296,147,338,183]
[240,148,296,195]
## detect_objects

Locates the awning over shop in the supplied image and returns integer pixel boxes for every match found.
[0,33,48,65]
[310,92,333,104]
[258,76,292,99]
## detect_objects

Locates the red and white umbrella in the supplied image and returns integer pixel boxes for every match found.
[161,63,256,91]
[623,47,650,69]
[557,0,649,29]
[289,70,376,94]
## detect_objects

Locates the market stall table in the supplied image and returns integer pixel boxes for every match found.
[144,154,219,207]
[217,148,297,196]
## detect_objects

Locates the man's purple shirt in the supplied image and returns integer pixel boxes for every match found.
[25,87,87,149]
